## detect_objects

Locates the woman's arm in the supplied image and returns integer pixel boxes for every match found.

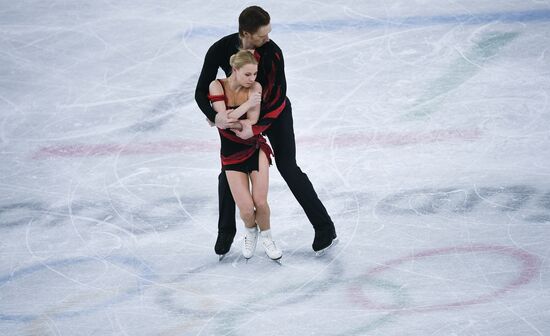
[233,83,262,138]
[225,84,261,122]
[238,82,262,125]
[208,80,228,114]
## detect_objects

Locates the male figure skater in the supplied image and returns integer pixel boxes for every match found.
[195,6,337,258]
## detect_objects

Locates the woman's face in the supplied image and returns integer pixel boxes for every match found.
[234,63,258,88]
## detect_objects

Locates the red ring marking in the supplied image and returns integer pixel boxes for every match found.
[349,245,539,313]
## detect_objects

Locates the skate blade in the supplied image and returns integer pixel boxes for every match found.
[315,237,339,257]
[218,254,227,262]
[267,256,282,265]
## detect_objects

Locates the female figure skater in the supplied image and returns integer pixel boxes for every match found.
[208,50,282,261]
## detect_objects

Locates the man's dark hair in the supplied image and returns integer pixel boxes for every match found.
[239,6,270,36]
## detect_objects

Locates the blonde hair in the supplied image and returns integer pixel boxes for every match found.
[229,50,258,69]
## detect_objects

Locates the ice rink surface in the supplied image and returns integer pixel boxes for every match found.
[1,1,550,335]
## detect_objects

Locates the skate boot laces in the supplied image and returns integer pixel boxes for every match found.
[242,228,258,259]
[262,238,282,260]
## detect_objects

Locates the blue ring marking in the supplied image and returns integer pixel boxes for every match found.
[183,9,550,38]
[0,256,156,322]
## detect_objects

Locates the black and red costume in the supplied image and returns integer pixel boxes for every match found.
[208,79,273,173]
[195,33,337,254]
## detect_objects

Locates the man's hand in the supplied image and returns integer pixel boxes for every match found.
[214,110,240,129]
[234,122,254,139]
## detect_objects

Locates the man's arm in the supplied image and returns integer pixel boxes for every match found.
[251,43,288,136]
[195,41,240,129]
[195,44,220,123]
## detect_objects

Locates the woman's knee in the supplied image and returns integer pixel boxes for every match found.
[238,202,255,220]
[252,197,269,212]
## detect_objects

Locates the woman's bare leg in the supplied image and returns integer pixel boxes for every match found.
[225,171,255,228]
[250,151,270,231]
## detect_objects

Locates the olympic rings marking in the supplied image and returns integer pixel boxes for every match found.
[154,251,410,335]
[155,251,345,318]
[309,277,410,336]
[0,256,155,322]
[348,245,540,313]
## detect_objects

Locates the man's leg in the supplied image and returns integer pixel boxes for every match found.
[265,102,337,252]
[215,171,237,255]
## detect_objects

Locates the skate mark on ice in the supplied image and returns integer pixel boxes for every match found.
[403,31,520,119]
[376,184,547,220]
[183,9,550,38]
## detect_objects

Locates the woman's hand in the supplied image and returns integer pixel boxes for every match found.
[234,122,254,139]
[246,91,262,108]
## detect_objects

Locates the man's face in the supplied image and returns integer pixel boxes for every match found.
[244,24,271,48]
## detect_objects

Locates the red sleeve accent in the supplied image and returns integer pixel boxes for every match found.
[252,99,286,136]
[263,99,286,120]
[207,94,226,103]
